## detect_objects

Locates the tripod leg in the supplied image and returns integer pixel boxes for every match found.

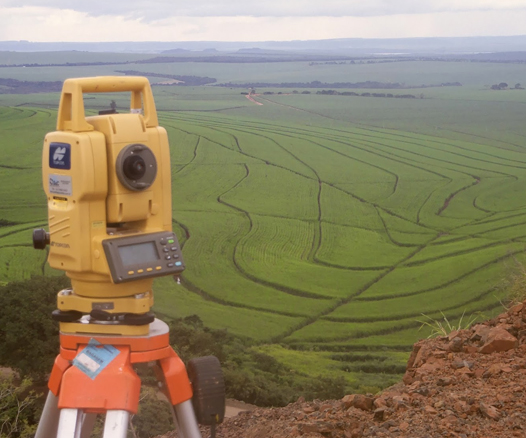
[35,391,61,438]
[79,413,97,438]
[57,409,83,438]
[102,410,130,438]
[174,400,202,438]
[35,393,97,438]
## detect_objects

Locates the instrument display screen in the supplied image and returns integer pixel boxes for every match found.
[119,241,159,266]
[103,231,184,283]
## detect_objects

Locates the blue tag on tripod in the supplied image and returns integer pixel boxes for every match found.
[73,339,119,380]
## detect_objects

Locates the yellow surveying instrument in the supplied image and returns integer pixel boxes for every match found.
[33,76,225,438]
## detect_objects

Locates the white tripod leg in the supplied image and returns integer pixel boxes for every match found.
[35,393,97,438]
[102,410,130,438]
[173,400,202,438]
[57,409,83,438]
[79,413,97,438]
[35,391,60,438]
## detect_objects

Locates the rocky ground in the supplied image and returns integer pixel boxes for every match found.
[165,301,526,438]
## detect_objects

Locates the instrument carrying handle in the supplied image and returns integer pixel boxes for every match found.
[56,76,159,132]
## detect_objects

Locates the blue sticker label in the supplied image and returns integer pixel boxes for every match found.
[72,339,119,380]
[49,142,71,169]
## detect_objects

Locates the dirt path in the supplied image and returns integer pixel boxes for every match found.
[245,94,263,105]
[225,399,256,418]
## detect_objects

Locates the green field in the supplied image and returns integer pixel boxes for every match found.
[1,52,526,392]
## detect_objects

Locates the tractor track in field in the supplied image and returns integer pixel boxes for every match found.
[337,125,526,168]
[353,248,526,302]
[229,122,444,235]
[284,299,507,346]
[272,243,429,343]
[160,111,526,348]
[213,163,333,302]
[178,276,310,318]
[257,95,526,162]
[322,286,499,323]
[244,123,510,233]
[473,196,494,213]
[463,210,526,227]
[346,135,516,180]
[437,178,480,216]
[211,124,425,270]
[173,132,200,175]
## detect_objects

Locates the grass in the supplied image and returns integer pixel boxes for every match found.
[0,55,525,392]
[417,310,481,338]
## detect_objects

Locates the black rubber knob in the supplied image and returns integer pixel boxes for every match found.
[33,228,50,250]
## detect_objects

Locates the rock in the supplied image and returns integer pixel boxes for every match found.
[399,421,409,431]
[374,397,387,409]
[342,394,374,411]
[510,303,524,314]
[471,324,491,343]
[448,336,464,352]
[479,327,518,354]
[436,377,453,386]
[483,363,502,378]
[452,360,474,370]
[425,405,438,414]
[479,402,500,420]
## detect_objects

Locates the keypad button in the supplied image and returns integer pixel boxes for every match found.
[137,269,144,273]
[146,267,153,272]
[165,255,172,260]
[156,266,162,271]
[163,248,169,253]
[128,270,134,275]
[170,246,178,251]
[167,263,174,268]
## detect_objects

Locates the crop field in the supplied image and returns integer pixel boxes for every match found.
[1,53,526,391]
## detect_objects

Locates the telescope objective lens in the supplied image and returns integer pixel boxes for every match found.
[123,155,147,180]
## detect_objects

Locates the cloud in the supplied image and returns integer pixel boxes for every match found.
[2,6,526,42]
[3,0,526,22]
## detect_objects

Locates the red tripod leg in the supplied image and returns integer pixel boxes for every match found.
[157,347,193,405]
[156,347,201,438]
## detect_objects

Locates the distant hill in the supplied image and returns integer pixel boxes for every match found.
[2,35,526,55]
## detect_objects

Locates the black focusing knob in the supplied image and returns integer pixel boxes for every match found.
[33,228,50,250]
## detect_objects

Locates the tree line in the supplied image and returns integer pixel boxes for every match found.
[222,80,461,89]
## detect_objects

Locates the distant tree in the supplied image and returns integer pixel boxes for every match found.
[498,82,508,89]
[515,83,524,89]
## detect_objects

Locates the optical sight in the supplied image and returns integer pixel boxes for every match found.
[33,76,184,336]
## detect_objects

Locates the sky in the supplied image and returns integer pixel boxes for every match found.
[1,1,526,42]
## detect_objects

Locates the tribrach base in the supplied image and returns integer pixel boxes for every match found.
[35,319,202,438]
